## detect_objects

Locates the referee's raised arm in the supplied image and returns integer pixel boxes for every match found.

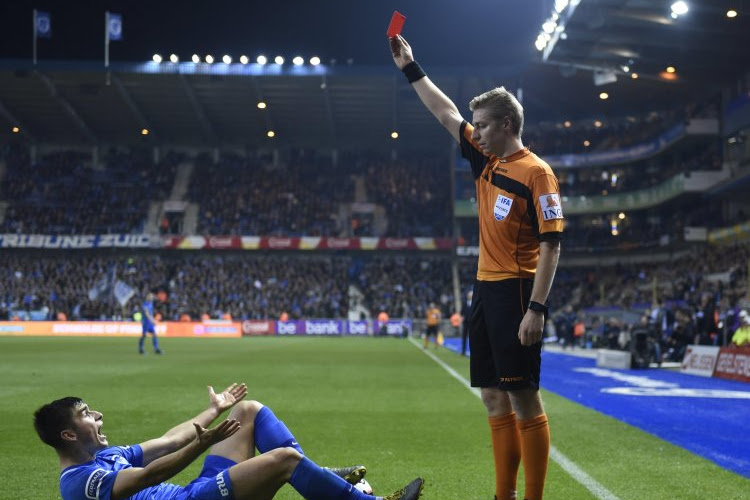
[389,34,464,143]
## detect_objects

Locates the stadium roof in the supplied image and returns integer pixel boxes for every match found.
[0,1,747,150]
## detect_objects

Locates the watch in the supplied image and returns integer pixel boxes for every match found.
[528,300,548,315]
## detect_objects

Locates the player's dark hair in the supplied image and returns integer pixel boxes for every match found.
[34,397,83,449]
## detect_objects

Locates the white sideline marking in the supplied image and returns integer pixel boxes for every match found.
[409,338,622,500]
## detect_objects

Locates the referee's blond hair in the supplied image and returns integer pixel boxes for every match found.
[469,87,524,138]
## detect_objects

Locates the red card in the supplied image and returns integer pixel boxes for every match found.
[387,11,406,37]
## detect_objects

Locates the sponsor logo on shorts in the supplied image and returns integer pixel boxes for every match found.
[216,471,230,497]
[498,376,525,382]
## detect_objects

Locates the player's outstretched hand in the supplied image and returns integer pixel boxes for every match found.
[193,419,241,447]
[389,34,414,70]
[208,383,248,413]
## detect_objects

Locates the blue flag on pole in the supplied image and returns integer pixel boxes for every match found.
[108,13,123,41]
[35,11,52,38]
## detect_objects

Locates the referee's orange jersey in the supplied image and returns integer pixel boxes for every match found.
[426,307,441,326]
[460,121,564,282]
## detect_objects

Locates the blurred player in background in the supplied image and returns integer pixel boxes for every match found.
[424,302,441,349]
[139,292,162,355]
[34,383,424,500]
[390,34,563,500]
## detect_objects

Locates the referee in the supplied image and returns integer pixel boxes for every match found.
[390,35,563,500]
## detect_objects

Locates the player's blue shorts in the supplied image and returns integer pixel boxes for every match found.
[142,323,156,334]
[179,455,237,500]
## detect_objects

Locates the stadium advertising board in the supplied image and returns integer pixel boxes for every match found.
[346,321,371,336]
[0,234,153,249]
[274,320,408,336]
[0,321,241,337]
[680,345,720,377]
[276,320,345,335]
[241,320,276,336]
[380,319,412,336]
[163,236,452,251]
[713,346,750,383]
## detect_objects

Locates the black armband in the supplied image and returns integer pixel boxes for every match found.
[402,61,426,83]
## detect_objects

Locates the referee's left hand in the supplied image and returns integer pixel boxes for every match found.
[519,310,544,346]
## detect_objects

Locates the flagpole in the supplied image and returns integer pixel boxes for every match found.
[104,11,110,68]
[33,9,37,65]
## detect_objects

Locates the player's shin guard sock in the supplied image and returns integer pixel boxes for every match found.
[289,456,374,500]
[152,335,160,351]
[488,412,521,500]
[253,406,304,455]
[138,336,145,352]
[518,414,550,500]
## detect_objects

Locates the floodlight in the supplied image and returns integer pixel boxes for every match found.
[671,1,688,16]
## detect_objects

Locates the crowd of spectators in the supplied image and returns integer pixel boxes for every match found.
[351,256,454,319]
[0,253,455,323]
[0,145,179,234]
[3,240,747,358]
[1,106,722,239]
[555,140,722,198]
[188,151,452,238]
[355,156,451,237]
[189,151,351,237]
[524,99,719,156]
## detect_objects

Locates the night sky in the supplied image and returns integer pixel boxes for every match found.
[0,0,548,68]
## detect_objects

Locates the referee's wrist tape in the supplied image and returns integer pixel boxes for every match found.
[528,301,548,315]
[402,61,426,83]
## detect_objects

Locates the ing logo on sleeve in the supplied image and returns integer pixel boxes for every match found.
[540,193,563,221]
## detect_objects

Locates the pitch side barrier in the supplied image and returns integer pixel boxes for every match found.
[0,319,413,338]
[681,344,750,383]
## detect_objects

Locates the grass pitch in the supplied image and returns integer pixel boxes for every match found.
[0,336,746,499]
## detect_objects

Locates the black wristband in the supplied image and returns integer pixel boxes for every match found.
[528,301,548,315]
[402,61,426,83]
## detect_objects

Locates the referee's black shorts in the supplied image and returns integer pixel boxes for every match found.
[469,278,542,391]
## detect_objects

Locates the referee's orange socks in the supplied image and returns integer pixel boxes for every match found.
[488,412,521,500]
[518,413,550,500]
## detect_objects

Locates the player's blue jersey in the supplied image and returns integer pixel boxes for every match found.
[142,301,155,327]
[59,445,183,500]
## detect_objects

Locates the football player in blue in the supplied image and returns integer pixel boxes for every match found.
[34,382,424,500]
[139,292,162,355]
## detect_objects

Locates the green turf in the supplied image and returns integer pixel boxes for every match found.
[1,336,747,500]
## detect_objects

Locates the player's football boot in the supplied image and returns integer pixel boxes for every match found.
[382,477,424,500]
[325,465,367,484]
